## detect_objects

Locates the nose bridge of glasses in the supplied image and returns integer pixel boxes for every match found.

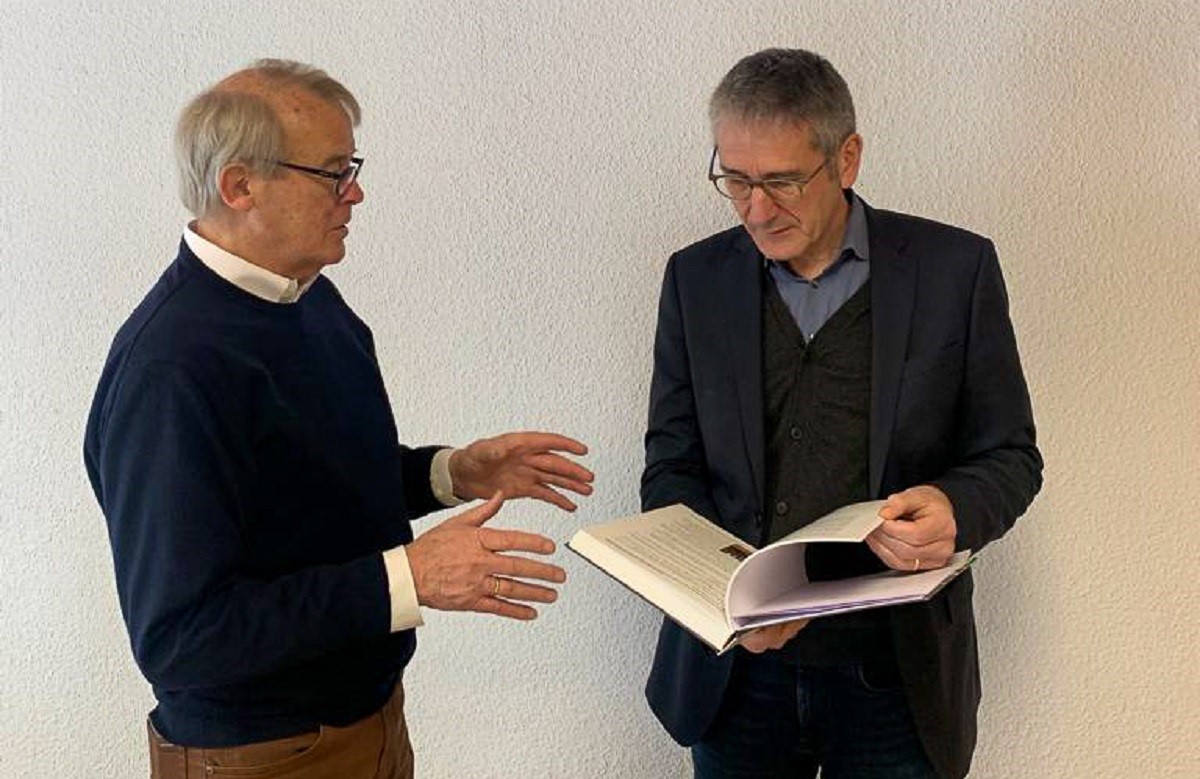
[743,182,782,217]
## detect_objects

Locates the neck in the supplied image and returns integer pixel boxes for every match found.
[193,217,297,280]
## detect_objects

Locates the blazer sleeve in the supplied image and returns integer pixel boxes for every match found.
[641,255,722,523]
[397,443,445,519]
[931,241,1043,552]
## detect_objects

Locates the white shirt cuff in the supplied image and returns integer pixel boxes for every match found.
[382,546,424,632]
[430,448,466,507]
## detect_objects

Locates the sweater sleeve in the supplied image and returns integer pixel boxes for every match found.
[95,359,392,691]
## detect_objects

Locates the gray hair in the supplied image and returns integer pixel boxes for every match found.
[174,59,361,217]
[709,48,856,160]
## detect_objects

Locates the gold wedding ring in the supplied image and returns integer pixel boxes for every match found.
[912,558,921,572]
[491,576,502,597]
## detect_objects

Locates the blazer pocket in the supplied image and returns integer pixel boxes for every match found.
[901,339,964,382]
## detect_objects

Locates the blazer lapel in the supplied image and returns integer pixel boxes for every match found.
[715,230,766,511]
[867,205,916,496]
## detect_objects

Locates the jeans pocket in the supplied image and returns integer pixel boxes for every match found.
[204,729,324,777]
[853,661,904,695]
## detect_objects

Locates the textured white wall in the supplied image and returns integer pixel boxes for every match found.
[1,1,1197,777]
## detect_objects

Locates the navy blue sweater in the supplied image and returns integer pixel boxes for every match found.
[84,243,443,746]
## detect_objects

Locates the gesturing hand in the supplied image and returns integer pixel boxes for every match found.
[449,431,594,511]
[406,493,566,620]
[866,485,957,572]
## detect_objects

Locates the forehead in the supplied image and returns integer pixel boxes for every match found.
[274,89,355,159]
[714,117,820,169]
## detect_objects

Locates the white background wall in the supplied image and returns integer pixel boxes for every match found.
[1,1,1197,777]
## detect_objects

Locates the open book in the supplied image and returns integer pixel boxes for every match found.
[569,501,972,654]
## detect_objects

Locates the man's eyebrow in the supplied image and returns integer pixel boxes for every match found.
[717,163,810,179]
[318,151,356,167]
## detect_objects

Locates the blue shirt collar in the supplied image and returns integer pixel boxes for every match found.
[763,190,870,280]
[841,190,870,263]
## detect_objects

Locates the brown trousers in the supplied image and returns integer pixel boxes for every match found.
[147,683,413,778]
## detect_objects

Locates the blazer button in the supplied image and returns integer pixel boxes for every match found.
[774,500,788,516]
[789,425,802,441]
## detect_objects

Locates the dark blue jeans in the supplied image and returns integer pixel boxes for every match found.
[692,650,936,779]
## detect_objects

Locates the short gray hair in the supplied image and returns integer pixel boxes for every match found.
[174,59,361,217]
[709,49,856,160]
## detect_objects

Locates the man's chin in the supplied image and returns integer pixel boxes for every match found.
[753,236,803,262]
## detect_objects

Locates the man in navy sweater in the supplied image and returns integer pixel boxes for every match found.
[84,60,594,779]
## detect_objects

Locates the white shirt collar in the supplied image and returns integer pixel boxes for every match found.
[183,223,317,304]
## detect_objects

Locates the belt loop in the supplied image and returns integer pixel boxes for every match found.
[148,719,188,779]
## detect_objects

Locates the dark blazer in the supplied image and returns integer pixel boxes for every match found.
[641,197,1042,779]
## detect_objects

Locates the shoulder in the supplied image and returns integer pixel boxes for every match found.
[97,251,285,411]
[304,274,374,345]
[670,225,753,266]
[870,206,993,257]
[866,204,1003,292]
[662,225,758,294]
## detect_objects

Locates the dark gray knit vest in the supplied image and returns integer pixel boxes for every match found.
[761,272,893,664]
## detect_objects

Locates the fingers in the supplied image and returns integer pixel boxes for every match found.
[490,553,566,584]
[874,485,956,551]
[875,517,945,547]
[478,527,556,555]
[878,488,923,522]
[741,619,808,653]
[490,576,559,604]
[473,596,540,621]
[505,431,589,457]
[878,485,950,522]
[866,531,953,571]
[470,575,560,621]
[447,492,504,527]
[526,453,596,488]
[529,467,595,499]
[528,484,582,512]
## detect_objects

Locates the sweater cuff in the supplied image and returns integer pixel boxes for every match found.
[430,448,467,507]
[382,546,424,632]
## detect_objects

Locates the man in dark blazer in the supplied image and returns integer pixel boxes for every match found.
[642,49,1042,779]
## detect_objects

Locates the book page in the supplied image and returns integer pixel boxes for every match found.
[729,551,973,628]
[724,500,885,619]
[775,500,886,544]
[587,506,750,613]
[569,505,756,651]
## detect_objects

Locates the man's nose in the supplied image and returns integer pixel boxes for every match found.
[343,179,365,205]
[741,185,778,224]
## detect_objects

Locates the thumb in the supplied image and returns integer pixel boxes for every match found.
[878,488,921,522]
[448,491,504,527]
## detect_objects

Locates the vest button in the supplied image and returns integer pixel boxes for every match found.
[789,425,802,441]
[774,500,788,516]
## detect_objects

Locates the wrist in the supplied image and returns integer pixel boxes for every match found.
[431,448,468,507]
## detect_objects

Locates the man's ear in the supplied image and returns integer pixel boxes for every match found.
[216,163,256,212]
[837,133,863,190]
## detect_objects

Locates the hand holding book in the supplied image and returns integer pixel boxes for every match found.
[868,485,957,572]
[740,619,810,653]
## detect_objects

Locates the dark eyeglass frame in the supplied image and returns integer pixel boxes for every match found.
[707,147,825,202]
[276,156,364,198]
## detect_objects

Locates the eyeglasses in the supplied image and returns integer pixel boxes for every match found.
[707,147,825,202]
[276,156,364,198]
